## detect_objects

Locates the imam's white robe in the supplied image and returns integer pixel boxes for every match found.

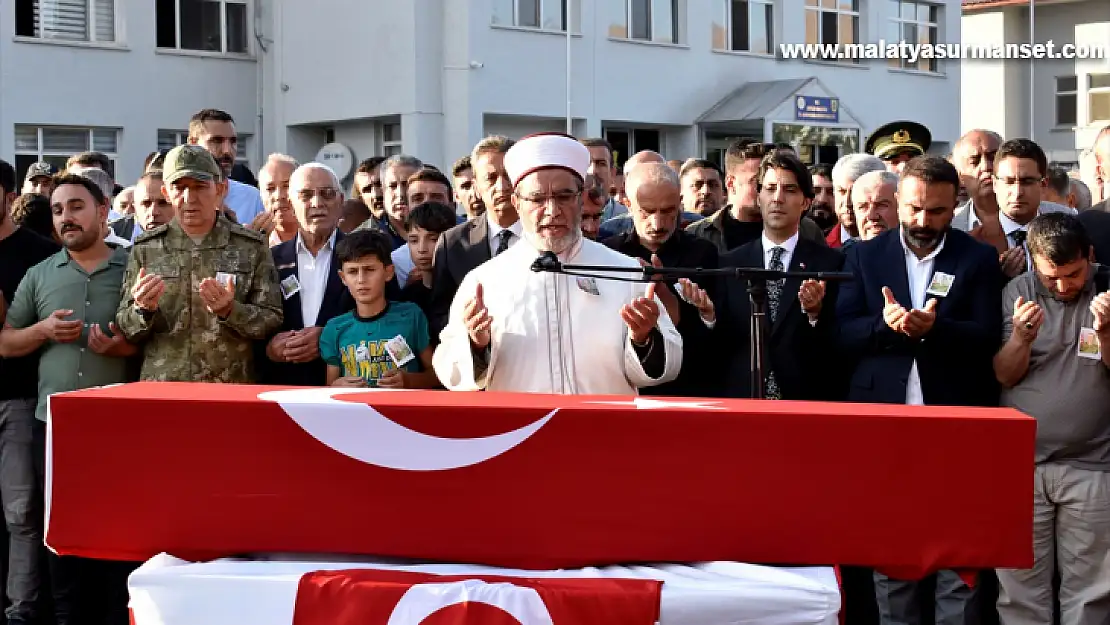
[433,237,682,394]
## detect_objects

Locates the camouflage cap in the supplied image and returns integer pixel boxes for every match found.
[24,161,57,182]
[163,144,223,185]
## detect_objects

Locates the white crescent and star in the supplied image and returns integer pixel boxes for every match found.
[588,397,725,410]
[257,387,556,472]
[387,580,555,625]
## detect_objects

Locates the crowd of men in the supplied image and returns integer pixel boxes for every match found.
[0,106,1109,625]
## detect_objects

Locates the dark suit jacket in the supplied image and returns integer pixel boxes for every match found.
[429,216,491,342]
[713,237,845,400]
[602,229,720,397]
[836,228,1003,407]
[260,232,355,386]
[1079,209,1110,264]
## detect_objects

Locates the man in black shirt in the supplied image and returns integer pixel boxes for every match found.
[604,163,719,397]
[0,159,60,625]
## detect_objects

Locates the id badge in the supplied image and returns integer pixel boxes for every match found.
[279,274,301,299]
[384,335,416,367]
[926,272,954,298]
[1078,327,1102,360]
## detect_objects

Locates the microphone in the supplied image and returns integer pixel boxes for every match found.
[530,251,562,273]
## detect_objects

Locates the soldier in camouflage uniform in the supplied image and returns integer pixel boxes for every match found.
[115,144,283,382]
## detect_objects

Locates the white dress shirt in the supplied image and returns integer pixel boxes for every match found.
[296,230,337,327]
[998,211,1032,272]
[839,225,852,245]
[487,217,523,257]
[762,231,799,271]
[390,244,416,286]
[899,228,945,406]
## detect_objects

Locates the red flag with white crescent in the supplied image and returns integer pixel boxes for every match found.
[292,569,662,625]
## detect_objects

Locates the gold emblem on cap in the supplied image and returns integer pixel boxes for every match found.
[892,129,911,144]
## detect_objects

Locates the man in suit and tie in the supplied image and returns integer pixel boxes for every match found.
[262,162,354,386]
[428,135,518,341]
[837,155,1003,625]
[713,150,845,400]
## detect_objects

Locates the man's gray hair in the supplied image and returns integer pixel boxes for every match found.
[851,170,899,199]
[381,155,424,177]
[263,153,299,171]
[1071,178,1093,211]
[625,162,680,192]
[470,135,514,164]
[72,167,115,200]
[832,154,886,187]
[291,162,342,191]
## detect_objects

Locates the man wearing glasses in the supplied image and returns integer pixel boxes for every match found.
[115,145,283,383]
[993,139,1077,280]
[262,162,355,386]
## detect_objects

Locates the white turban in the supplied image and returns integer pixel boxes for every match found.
[503,133,590,189]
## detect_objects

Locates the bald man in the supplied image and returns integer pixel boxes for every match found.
[951,129,1003,233]
[598,150,674,239]
[603,162,719,397]
[1091,126,1110,211]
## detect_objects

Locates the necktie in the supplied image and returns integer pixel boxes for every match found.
[495,230,513,256]
[1011,229,1027,248]
[764,247,785,400]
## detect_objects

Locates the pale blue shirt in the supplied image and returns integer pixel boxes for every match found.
[225,179,264,224]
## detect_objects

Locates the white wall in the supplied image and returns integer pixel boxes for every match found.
[0,0,257,184]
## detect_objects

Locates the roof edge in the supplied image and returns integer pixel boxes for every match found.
[963,0,1029,11]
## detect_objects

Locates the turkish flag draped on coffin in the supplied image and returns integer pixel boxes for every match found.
[292,570,662,625]
[46,383,1035,574]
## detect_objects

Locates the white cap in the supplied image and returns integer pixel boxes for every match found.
[503,133,590,189]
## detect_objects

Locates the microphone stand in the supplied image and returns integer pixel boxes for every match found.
[531,252,854,400]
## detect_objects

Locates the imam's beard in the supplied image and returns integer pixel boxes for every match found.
[526,216,582,256]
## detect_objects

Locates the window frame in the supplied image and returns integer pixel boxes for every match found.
[721,0,775,55]
[888,0,941,73]
[157,129,250,165]
[14,0,119,45]
[13,125,120,181]
[803,0,861,65]
[381,123,403,158]
[156,0,251,56]
[1088,73,1110,125]
[515,0,567,31]
[1055,75,1079,128]
[624,0,682,44]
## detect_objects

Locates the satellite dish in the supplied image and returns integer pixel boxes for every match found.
[314,143,354,180]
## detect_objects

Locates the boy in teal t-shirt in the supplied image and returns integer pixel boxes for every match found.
[320,230,438,388]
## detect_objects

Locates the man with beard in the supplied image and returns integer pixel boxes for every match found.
[186,108,264,225]
[354,155,423,249]
[603,163,718,397]
[828,154,886,248]
[451,156,486,219]
[262,163,353,386]
[0,159,58,625]
[808,164,837,233]
[679,158,725,218]
[428,136,518,341]
[713,150,844,401]
[688,140,826,253]
[21,161,56,198]
[433,133,681,394]
[580,174,606,240]
[993,213,1110,625]
[851,170,899,242]
[258,154,300,247]
[837,156,1002,625]
[0,173,137,625]
[580,138,626,222]
[116,145,283,382]
[352,157,386,220]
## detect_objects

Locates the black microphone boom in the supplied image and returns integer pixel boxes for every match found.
[530,252,854,283]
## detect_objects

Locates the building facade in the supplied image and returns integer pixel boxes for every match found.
[962,0,1110,167]
[2,0,962,188]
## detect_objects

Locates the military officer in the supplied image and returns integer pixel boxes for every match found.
[116,144,283,382]
[865,121,932,175]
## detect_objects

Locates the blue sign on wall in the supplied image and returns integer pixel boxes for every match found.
[794,96,839,123]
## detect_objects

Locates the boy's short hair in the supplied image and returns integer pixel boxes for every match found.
[336,229,394,267]
[405,202,458,233]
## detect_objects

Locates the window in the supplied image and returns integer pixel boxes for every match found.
[156,0,249,54]
[13,125,119,183]
[714,0,773,54]
[382,123,402,158]
[1056,76,1078,127]
[1090,74,1110,124]
[604,128,662,170]
[157,129,250,165]
[621,0,680,44]
[14,0,116,43]
[888,0,939,72]
[492,0,568,30]
[804,0,860,63]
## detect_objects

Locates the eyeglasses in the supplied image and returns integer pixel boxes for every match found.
[297,188,340,202]
[516,190,581,208]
